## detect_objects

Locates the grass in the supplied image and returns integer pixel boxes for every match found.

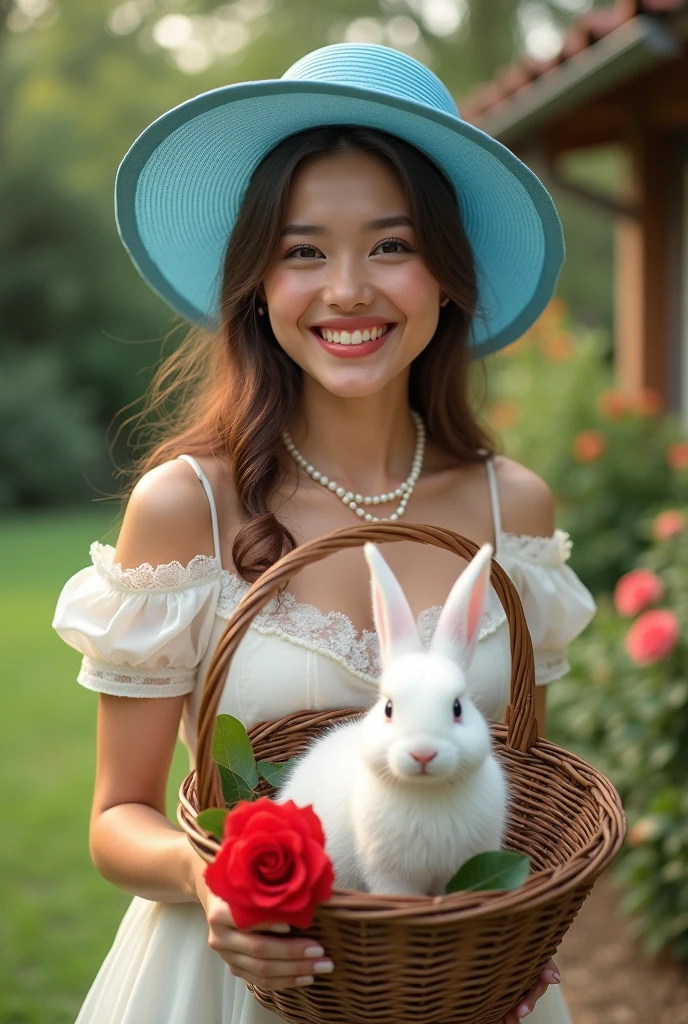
[0,508,191,1024]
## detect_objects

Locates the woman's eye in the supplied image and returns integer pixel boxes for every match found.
[373,238,412,255]
[283,245,322,259]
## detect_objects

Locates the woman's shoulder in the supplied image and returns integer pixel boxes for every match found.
[115,455,236,570]
[490,455,555,538]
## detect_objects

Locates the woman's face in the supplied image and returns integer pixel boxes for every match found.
[261,149,443,398]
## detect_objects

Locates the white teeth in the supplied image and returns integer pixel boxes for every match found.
[319,324,390,344]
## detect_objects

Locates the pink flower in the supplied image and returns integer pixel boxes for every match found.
[613,569,664,617]
[626,610,680,665]
[653,510,685,541]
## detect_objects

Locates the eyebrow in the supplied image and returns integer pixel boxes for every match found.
[279,215,413,237]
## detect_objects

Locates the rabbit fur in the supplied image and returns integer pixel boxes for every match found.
[276,542,509,897]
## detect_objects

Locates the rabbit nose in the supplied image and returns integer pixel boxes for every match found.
[410,749,437,766]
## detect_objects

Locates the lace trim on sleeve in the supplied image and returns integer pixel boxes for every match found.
[90,542,223,593]
[499,529,573,566]
[534,650,570,685]
[78,656,196,698]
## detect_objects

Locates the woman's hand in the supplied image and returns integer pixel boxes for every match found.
[499,958,561,1023]
[191,851,335,990]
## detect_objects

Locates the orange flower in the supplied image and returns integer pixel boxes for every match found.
[633,387,662,417]
[613,569,664,617]
[489,399,520,429]
[626,609,680,665]
[653,509,685,541]
[597,390,629,420]
[539,297,568,327]
[627,817,661,847]
[540,331,575,362]
[572,430,606,463]
[667,441,688,471]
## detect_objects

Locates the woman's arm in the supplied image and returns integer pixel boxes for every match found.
[88,460,216,903]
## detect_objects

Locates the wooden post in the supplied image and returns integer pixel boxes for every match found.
[614,129,671,404]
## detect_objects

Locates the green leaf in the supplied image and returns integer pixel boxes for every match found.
[218,764,256,808]
[197,808,228,840]
[257,758,299,787]
[212,715,258,790]
[445,851,531,894]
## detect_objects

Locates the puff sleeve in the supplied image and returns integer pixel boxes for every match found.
[497,529,596,685]
[52,542,224,698]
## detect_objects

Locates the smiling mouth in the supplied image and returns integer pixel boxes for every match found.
[313,324,393,345]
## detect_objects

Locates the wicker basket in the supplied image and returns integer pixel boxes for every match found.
[178,522,626,1024]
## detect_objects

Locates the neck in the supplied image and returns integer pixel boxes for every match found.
[286,377,420,496]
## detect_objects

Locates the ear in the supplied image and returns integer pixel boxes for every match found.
[363,542,422,668]
[429,543,493,671]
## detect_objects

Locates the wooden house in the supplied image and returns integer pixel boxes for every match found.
[462,0,688,414]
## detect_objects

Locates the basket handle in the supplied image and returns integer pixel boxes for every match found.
[195,521,537,810]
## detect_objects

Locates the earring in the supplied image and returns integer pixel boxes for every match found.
[257,304,265,316]
[440,295,450,308]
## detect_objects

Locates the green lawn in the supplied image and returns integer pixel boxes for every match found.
[0,509,190,1024]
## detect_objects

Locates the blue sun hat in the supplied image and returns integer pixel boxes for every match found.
[115,43,564,359]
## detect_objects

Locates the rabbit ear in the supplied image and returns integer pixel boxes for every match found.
[429,543,493,671]
[364,542,422,668]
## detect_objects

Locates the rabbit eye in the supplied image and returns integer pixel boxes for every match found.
[385,699,393,719]
[453,699,462,720]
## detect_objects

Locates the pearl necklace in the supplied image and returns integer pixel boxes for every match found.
[282,410,425,522]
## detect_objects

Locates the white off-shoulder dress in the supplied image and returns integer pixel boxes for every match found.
[53,455,596,1024]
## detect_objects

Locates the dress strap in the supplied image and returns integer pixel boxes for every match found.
[176,455,222,568]
[484,456,503,555]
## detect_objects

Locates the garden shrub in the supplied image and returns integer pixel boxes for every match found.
[546,511,688,959]
[485,300,688,595]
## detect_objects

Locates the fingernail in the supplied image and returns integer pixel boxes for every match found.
[517,1006,531,1019]
[313,959,335,973]
[270,923,290,933]
[546,971,561,984]
[304,944,325,958]
[295,975,314,986]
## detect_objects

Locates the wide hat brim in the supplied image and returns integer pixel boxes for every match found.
[116,77,564,359]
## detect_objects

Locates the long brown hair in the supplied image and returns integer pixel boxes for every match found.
[118,125,497,581]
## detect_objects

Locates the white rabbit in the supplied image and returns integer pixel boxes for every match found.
[276,542,509,898]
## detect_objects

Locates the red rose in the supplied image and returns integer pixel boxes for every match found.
[653,510,685,541]
[626,609,680,665]
[613,569,663,617]
[204,797,334,930]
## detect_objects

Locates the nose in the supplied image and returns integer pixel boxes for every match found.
[410,749,437,766]
[321,255,374,310]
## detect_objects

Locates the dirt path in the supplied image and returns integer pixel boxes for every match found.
[556,869,688,1024]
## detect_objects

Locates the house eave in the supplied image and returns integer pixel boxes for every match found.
[473,15,682,145]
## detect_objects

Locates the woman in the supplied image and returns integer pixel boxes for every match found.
[53,44,596,1024]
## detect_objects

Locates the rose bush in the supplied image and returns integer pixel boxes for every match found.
[546,510,688,958]
[204,797,334,929]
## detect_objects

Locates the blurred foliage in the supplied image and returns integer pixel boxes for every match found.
[547,523,688,960]
[0,0,616,508]
[486,301,688,595]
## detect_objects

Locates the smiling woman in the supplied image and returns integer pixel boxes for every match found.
[51,42,594,1024]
